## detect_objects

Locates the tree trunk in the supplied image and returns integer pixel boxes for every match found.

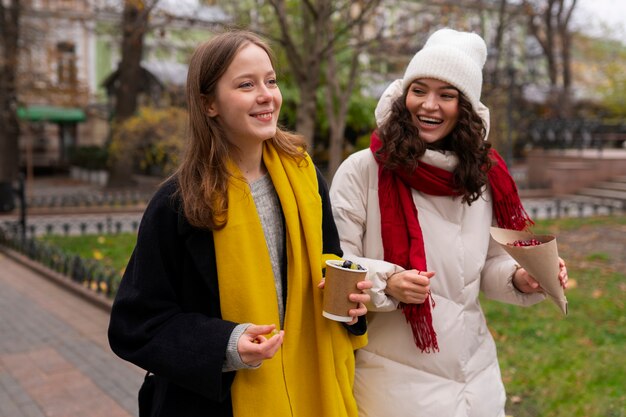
[490,0,508,86]
[325,37,362,180]
[114,2,146,121]
[544,0,558,87]
[295,84,318,151]
[558,0,577,118]
[558,29,572,117]
[525,0,578,117]
[268,0,329,149]
[326,120,345,180]
[325,52,345,179]
[108,0,152,187]
[324,1,377,180]
[0,0,21,184]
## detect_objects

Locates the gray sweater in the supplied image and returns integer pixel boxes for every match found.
[224,174,285,371]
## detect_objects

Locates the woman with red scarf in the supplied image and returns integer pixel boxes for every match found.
[329,28,568,417]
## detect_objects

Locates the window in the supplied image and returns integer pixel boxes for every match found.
[57,41,77,87]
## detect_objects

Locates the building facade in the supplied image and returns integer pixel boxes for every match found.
[17,0,228,170]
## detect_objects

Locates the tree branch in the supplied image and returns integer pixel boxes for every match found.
[267,0,304,78]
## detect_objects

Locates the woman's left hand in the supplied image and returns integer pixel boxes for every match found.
[319,279,372,325]
[557,257,569,289]
[346,280,372,325]
[512,257,569,293]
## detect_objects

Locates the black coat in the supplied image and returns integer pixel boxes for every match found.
[108,170,364,417]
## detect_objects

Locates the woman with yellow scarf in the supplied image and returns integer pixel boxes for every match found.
[108,30,370,417]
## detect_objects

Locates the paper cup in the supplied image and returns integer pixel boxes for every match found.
[322,260,367,322]
[490,227,568,315]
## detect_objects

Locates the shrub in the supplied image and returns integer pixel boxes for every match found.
[108,106,187,176]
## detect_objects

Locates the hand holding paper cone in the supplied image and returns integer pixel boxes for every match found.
[490,227,568,315]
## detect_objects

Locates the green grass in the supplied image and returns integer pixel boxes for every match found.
[531,215,626,234]
[482,216,626,417]
[37,217,626,416]
[38,233,136,275]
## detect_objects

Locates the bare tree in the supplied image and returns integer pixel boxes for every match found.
[488,0,510,87]
[324,1,381,178]
[265,0,331,148]
[227,0,546,170]
[114,1,157,121]
[264,0,382,150]
[324,43,362,179]
[523,0,578,117]
[0,0,21,185]
[107,0,229,186]
[108,0,160,187]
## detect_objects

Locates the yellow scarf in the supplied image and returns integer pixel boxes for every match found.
[214,141,366,417]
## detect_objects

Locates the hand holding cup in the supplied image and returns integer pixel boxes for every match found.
[322,260,368,322]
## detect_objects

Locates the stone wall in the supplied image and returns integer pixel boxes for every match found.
[526,149,626,196]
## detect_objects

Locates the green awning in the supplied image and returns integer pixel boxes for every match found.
[17,105,86,123]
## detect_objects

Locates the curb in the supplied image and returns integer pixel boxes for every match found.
[0,205,146,219]
[0,245,113,313]
[24,205,147,216]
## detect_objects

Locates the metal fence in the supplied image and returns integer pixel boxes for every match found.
[528,119,626,152]
[0,225,122,298]
[2,213,142,238]
[1,191,624,301]
[26,189,152,209]
[523,198,626,220]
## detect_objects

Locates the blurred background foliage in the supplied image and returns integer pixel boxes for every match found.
[108,106,187,177]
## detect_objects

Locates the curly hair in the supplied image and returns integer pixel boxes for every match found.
[377,89,492,204]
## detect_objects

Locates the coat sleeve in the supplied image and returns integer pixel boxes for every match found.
[317,166,367,335]
[317,166,342,258]
[329,152,404,313]
[107,181,238,402]
[480,233,546,306]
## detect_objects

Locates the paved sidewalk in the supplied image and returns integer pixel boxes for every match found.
[0,251,143,417]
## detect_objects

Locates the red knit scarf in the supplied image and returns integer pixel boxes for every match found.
[370,131,533,353]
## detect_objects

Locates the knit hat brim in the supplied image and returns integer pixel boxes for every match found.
[401,47,483,109]
[401,28,487,110]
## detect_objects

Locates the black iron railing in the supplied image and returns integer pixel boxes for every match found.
[0,223,123,298]
[528,119,626,151]
[26,189,152,209]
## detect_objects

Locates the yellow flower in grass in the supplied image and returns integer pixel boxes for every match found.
[93,250,104,260]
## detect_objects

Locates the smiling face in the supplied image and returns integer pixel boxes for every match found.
[405,78,460,144]
[207,43,282,151]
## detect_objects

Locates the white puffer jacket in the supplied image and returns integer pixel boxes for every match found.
[329,80,545,417]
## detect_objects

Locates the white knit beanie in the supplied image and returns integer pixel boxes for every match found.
[401,28,487,110]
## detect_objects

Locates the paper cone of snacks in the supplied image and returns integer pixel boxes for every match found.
[490,227,567,315]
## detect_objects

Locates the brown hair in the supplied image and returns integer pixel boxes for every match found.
[377,89,492,204]
[176,30,306,230]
